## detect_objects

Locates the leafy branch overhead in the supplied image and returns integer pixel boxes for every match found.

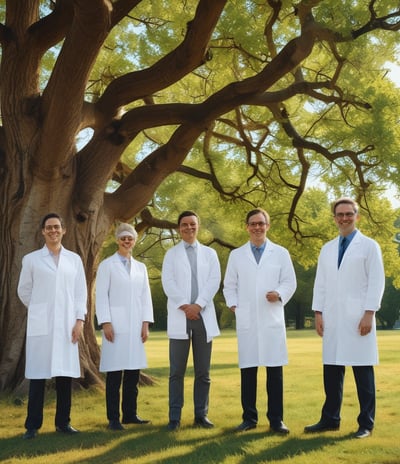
[3,1,399,231]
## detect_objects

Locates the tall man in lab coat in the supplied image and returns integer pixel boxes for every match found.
[304,198,385,439]
[223,208,297,434]
[162,211,221,431]
[18,213,87,439]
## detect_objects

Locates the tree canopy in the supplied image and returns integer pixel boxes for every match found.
[0,0,400,391]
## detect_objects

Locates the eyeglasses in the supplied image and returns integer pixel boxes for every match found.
[44,224,62,231]
[119,236,134,241]
[247,222,268,227]
[334,212,355,218]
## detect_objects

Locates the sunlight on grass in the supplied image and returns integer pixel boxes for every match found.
[0,330,399,463]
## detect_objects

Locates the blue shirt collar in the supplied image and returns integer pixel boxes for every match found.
[250,241,266,252]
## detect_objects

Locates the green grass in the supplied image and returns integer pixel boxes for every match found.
[0,330,399,463]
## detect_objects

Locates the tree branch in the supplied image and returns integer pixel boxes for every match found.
[95,0,228,120]
[37,0,112,177]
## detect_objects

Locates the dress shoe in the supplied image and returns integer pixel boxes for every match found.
[270,422,290,434]
[235,420,257,432]
[304,421,340,433]
[108,420,125,431]
[194,416,214,428]
[23,429,37,439]
[167,420,180,431]
[354,427,372,439]
[122,415,150,425]
[56,424,79,434]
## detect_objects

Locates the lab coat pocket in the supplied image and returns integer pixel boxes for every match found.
[110,305,130,334]
[266,303,284,328]
[235,303,251,330]
[27,304,48,336]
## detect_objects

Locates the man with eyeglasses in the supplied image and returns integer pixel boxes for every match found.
[162,211,221,431]
[17,213,87,439]
[223,208,296,434]
[95,223,154,431]
[304,197,385,439]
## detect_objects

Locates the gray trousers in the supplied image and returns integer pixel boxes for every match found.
[169,317,212,421]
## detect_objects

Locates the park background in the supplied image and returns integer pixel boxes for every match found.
[1,3,400,462]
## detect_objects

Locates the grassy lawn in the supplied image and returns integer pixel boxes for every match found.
[0,330,399,463]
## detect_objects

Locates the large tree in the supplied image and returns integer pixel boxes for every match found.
[1,0,399,391]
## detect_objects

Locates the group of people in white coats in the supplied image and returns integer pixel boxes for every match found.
[17,197,385,441]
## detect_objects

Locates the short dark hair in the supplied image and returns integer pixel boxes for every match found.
[177,210,199,226]
[41,212,65,229]
[332,198,359,215]
[246,208,270,225]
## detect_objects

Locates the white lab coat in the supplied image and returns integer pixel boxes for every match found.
[161,240,221,342]
[312,230,385,366]
[95,253,154,372]
[17,246,87,379]
[223,240,296,368]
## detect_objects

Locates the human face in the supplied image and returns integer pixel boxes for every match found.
[178,215,199,244]
[117,235,135,255]
[42,217,65,247]
[246,212,270,246]
[334,203,359,236]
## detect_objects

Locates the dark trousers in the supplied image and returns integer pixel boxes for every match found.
[321,364,375,430]
[106,369,140,422]
[169,317,212,421]
[25,377,72,430]
[241,366,284,427]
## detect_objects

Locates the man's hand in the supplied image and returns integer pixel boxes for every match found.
[266,291,281,303]
[71,319,84,344]
[315,312,324,337]
[359,310,374,336]
[102,322,114,342]
[180,304,201,320]
[141,322,150,342]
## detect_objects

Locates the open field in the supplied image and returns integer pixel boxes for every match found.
[0,330,399,464]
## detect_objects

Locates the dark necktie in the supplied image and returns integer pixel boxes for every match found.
[338,237,347,268]
[186,245,198,303]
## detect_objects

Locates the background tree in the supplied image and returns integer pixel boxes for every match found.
[1,0,400,392]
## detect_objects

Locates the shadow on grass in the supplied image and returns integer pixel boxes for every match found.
[0,425,360,464]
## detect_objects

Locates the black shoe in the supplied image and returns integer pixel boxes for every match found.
[194,416,214,428]
[108,420,125,431]
[270,422,290,435]
[56,424,79,434]
[235,420,257,432]
[354,427,372,439]
[23,429,37,439]
[304,421,340,433]
[167,420,180,431]
[122,415,150,425]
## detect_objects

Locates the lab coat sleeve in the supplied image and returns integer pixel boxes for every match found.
[95,260,112,325]
[161,248,187,309]
[364,239,385,311]
[275,248,297,305]
[74,256,88,320]
[196,248,221,309]
[17,255,33,308]
[312,248,328,312]
[223,252,238,309]
[141,264,154,323]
